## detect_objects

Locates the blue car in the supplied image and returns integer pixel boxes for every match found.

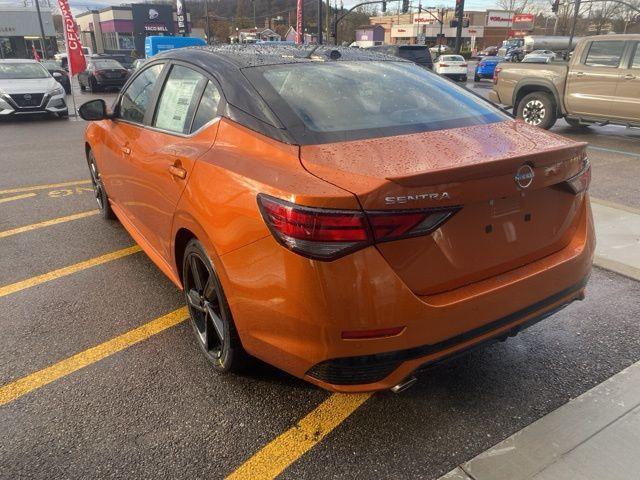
[474,56,503,82]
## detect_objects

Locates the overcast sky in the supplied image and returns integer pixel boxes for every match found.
[0,0,506,16]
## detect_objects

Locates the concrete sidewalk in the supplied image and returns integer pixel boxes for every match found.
[440,198,640,480]
[441,361,640,480]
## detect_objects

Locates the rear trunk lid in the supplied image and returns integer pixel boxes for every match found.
[300,120,587,296]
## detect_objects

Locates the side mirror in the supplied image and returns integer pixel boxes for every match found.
[78,99,109,121]
[53,72,62,78]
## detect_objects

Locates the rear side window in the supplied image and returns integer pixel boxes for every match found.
[191,81,222,133]
[120,64,163,124]
[153,65,207,134]
[584,41,626,67]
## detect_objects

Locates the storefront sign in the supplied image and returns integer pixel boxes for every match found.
[413,13,438,24]
[131,4,175,55]
[486,10,513,27]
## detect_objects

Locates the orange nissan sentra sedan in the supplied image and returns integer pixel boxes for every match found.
[79,45,594,392]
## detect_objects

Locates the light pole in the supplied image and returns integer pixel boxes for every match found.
[34,0,48,58]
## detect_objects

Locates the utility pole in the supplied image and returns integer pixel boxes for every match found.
[204,0,211,44]
[568,0,581,51]
[34,0,47,58]
[454,0,464,54]
[326,0,331,44]
[438,8,444,55]
[318,0,323,43]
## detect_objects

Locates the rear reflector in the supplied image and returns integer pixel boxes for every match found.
[564,159,591,194]
[342,326,405,339]
[257,194,460,261]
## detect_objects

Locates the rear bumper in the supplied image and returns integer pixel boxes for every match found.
[220,196,595,392]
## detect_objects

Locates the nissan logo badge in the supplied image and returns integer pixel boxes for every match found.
[515,164,535,189]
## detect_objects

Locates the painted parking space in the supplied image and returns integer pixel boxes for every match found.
[1,87,640,480]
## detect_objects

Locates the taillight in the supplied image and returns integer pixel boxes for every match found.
[440,63,450,67]
[461,64,468,68]
[564,159,591,194]
[493,67,502,84]
[257,194,460,261]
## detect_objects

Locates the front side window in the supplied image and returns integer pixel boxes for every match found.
[584,41,626,67]
[153,65,207,134]
[245,61,506,144]
[119,64,163,124]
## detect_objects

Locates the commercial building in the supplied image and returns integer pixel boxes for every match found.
[367,10,515,51]
[0,6,57,59]
[75,5,191,58]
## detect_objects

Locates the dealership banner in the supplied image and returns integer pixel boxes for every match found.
[57,0,86,75]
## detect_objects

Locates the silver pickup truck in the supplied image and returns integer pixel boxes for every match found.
[490,34,640,129]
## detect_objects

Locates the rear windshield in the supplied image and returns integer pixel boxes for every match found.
[93,59,124,69]
[397,47,431,64]
[440,55,465,62]
[244,61,506,144]
[0,62,49,79]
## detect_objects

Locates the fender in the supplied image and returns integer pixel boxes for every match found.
[513,78,565,116]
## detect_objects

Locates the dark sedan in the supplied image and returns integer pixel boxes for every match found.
[40,60,71,94]
[78,59,129,93]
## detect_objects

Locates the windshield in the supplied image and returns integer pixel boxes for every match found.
[245,61,506,144]
[41,60,62,70]
[0,62,49,79]
[93,59,124,69]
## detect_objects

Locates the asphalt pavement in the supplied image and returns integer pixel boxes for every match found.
[1,74,639,479]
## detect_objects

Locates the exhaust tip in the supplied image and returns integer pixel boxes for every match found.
[390,376,417,394]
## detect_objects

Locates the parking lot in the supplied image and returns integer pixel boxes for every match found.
[1,72,640,479]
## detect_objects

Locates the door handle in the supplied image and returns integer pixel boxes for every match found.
[121,146,131,155]
[168,165,187,179]
[624,74,636,80]
[576,71,586,77]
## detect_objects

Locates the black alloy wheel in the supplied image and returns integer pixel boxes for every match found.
[87,150,115,220]
[182,240,249,373]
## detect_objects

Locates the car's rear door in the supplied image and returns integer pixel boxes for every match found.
[565,39,626,118]
[614,41,640,123]
[99,62,166,219]
[123,62,223,260]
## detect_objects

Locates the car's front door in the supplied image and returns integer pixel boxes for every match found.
[123,63,223,261]
[99,63,165,221]
[615,41,640,123]
[565,39,627,118]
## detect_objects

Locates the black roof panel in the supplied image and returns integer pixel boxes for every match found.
[156,44,407,69]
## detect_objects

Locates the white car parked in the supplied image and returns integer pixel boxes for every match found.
[433,55,468,82]
[0,59,68,118]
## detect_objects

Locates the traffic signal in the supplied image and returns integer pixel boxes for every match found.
[382,0,386,12]
[455,0,464,19]
[551,0,560,12]
[402,0,409,13]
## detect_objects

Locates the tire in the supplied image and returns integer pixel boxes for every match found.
[87,150,115,220]
[89,77,99,93]
[58,109,69,119]
[516,92,557,129]
[474,74,480,82]
[565,117,589,129]
[80,84,86,92]
[182,239,250,373]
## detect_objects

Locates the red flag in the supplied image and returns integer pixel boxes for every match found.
[32,45,41,62]
[296,0,303,44]
[57,0,86,76]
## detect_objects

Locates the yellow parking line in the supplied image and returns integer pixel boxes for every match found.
[227,392,372,480]
[0,180,91,196]
[0,245,141,298]
[0,307,189,406]
[0,210,99,239]
[0,193,37,204]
